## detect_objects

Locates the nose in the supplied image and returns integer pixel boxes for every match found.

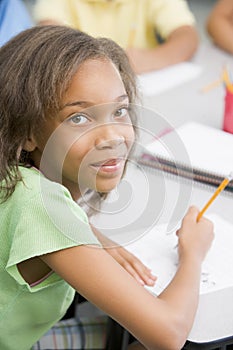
[94,124,125,150]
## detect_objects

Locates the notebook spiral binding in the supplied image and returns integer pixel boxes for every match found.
[136,153,233,197]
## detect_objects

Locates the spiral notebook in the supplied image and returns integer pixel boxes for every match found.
[138,122,233,192]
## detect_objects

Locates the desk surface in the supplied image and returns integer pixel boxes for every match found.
[92,42,233,344]
[93,164,233,343]
[141,42,233,131]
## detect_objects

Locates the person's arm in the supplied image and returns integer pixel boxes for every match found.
[91,224,157,287]
[126,25,199,74]
[206,0,233,54]
[41,206,213,350]
[37,20,63,26]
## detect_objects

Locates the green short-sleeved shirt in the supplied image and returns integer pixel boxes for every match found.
[0,166,100,350]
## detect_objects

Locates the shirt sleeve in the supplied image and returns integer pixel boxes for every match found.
[6,179,101,283]
[150,0,196,39]
[0,0,33,46]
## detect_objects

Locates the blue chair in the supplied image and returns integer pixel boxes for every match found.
[0,0,32,46]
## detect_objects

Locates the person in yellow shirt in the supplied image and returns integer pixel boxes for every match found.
[33,0,199,74]
[206,0,233,55]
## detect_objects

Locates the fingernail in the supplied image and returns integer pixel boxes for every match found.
[150,274,156,280]
[139,279,145,286]
[147,278,155,285]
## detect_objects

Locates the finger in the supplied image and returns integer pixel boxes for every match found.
[185,206,200,222]
[121,250,157,284]
[123,262,146,286]
[188,205,199,215]
[131,260,157,286]
[122,249,151,272]
[109,247,157,285]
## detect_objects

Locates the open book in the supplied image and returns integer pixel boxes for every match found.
[138,122,233,192]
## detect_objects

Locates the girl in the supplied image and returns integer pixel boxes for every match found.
[0,26,213,350]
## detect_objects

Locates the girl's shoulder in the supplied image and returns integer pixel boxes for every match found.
[18,166,71,200]
[10,166,96,242]
[12,166,88,223]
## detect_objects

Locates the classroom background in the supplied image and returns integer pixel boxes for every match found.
[23,0,218,44]
[2,1,233,349]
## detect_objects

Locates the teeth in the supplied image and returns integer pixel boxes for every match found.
[93,159,121,166]
[103,160,117,166]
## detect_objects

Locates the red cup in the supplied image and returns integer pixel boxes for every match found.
[223,88,233,134]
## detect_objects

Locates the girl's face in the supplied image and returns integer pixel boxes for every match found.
[30,59,135,200]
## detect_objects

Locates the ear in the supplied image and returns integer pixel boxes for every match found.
[23,137,37,152]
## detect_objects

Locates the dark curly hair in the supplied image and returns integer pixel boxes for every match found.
[0,25,138,203]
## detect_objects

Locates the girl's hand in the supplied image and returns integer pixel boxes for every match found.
[90,224,156,286]
[104,244,157,287]
[177,206,214,263]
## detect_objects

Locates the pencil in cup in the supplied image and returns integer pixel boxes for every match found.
[200,66,233,93]
[197,172,233,221]
[222,66,233,93]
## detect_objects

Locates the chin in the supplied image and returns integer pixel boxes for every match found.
[95,177,121,193]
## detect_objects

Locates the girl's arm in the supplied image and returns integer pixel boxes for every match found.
[206,0,233,54]
[90,224,156,287]
[126,25,199,74]
[41,206,213,350]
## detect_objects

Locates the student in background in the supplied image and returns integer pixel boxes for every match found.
[32,0,199,74]
[0,25,213,350]
[0,0,32,46]
[206,0,233,54]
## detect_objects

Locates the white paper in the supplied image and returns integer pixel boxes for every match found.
[126,213,233,295]
[137,62,202,96]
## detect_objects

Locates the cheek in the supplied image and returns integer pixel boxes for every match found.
[125,124,136,150]
[64,138,92,170]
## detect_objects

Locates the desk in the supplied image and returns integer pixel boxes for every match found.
[93,163,233,346]
[92,42,233,348]
[141,42,233,131]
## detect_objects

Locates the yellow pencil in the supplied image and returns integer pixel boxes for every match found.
[201,66,233,93]
[222,66,233,93]
[197,172,233,221]
[200,78,222,93]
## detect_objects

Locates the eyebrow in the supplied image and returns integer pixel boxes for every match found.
[62,94,129,109]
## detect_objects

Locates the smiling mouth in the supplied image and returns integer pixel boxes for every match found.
[90,158,125,174]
